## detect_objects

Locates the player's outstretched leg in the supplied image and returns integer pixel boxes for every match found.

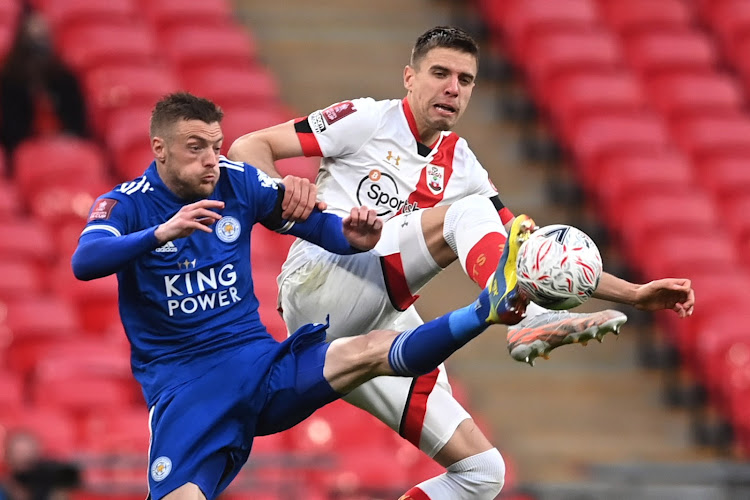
[441,198,629,366]
[387,216,534,378]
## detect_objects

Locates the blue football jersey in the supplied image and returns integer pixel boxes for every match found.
[80,157,286,404]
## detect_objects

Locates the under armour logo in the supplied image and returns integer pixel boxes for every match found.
[386,150,401,167]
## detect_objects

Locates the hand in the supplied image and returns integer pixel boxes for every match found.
[633,278,694,318]
[154,200,224,243]
[342,206,382,251]
[281,175,327,221]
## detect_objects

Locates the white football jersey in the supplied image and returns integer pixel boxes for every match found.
[293,97,506,221]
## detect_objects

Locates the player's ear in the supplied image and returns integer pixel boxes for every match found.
[404,65,415,91]
[152,136,166,163]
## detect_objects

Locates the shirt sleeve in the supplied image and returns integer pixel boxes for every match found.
[293,97,381,158]
[72,195,161,280]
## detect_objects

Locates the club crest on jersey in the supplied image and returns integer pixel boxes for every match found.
[426,165,444,194]
[151,456,172,482]
[216,216,241,243]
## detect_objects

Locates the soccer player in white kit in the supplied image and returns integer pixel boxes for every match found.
[229,26,695,500]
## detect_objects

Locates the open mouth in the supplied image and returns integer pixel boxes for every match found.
[434,103,457,114]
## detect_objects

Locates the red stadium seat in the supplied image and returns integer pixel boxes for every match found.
[84,64,180,136]
[519,29,622,94]
[591,151,695,212]
[159,24,257,71]
[637,231,741,280]
[696,154,750,199]
[56,22,158,73]
[672,115,750,161]
[179,64,280,109]
[113,142,155,182]
[566,112,671,173]
[598,0,693,35]
[38,0,137,35]
[622,31,719,77]
[0,407,77,458]
[500,0,598,59]
[0,259,43,301]
[614,191,720,253]
[543,70,647,137]
[704,0,750,56]
[31,355,138,413]
[0,218,57,269]
[81,408,149,456]
[138,0,234,31]
[0,371,24,411]
[717,193,750,251]
[647,73,745,120]
[0,179,23,214]
[220,106,292,153]
[3,295,81,375]
[52,262,120,334]
[0,0,20,62]
[12,136,109,197]
[103,105,154,160]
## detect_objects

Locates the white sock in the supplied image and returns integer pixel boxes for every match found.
[414,448,505,500]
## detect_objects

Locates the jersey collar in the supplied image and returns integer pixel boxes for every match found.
[402,97,441,156]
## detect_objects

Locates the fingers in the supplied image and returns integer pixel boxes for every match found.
[282,176,317,221]
[346,207,380,228]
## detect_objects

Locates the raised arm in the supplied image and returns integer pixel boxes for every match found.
[229,121,323,221]
[72,200,224,281]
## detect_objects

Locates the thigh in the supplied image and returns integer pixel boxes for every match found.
[147,366,256,500]
[279,249,399,339]
[256,322,341,436]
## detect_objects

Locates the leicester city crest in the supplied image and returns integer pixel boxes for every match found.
[216,216,241,243]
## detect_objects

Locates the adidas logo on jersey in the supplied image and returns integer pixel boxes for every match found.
[155,241,178,253]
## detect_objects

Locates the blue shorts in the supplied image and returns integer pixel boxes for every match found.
[146,322,339,500]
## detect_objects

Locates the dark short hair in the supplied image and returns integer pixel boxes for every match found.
[150,92,224,138]
[410,26,479,68]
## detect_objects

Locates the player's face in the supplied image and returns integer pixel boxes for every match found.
[404,47,477,143]
[157,119,223,200]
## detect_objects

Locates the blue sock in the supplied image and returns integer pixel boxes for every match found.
[388,289,492,376]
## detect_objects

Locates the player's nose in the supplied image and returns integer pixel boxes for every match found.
[444,75,459,95]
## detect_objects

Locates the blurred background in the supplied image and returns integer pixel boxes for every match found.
[1,0,749,498]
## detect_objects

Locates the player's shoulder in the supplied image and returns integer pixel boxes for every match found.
[218,155,281,190]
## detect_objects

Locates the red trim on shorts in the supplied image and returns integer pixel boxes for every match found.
[498,207,515,225]
[295,117,323,157]
[399,487,432,500]
[400,368,439,447]
[381,253,420,311]
[465,232,507,288]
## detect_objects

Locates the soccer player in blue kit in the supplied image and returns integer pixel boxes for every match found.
[71,92,535,500]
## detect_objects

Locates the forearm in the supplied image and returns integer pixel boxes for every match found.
[283,210,362,255]
[72,227,160,280]
[592,272,638,306]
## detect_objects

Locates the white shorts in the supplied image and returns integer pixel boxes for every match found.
[278,210,472,457]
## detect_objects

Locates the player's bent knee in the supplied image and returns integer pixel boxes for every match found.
[449,448,506,498]
[160,482,206,500]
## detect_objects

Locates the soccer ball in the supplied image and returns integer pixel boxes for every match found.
[515,224,602,310]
